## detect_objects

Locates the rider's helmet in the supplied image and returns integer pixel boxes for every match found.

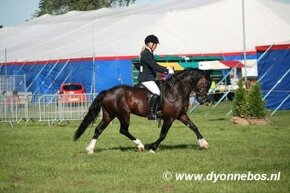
[144,35,160,44]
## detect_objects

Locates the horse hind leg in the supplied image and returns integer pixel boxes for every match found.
[86,112,113,154]
[118,115,144,152]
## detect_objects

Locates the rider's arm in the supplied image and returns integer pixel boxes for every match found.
[142,50,169,74]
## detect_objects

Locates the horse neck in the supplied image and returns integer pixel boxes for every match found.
[166,75,195,98]
[178,78,195,96]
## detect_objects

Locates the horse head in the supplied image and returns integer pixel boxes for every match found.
[191,69,212,105]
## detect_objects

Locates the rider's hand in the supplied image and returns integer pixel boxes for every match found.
[167,67,174,74]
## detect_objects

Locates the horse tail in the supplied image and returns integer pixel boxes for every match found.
[73,90,106,141]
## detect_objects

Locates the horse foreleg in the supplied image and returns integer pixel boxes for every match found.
[178,114,209,149]
[148,118,173,153]
[120,125,145,151]
[118,116,144,152]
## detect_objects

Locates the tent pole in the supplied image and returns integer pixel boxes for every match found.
[92,55,96,93]
[91,23,96,94]
[5,48,8,75]
[242,0,247,85]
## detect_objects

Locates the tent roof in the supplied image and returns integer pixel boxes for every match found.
[1,0,290,62]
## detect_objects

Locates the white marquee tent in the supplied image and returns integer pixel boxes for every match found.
[1,0,290,62]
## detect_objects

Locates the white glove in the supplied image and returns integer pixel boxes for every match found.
[167,67,174,74]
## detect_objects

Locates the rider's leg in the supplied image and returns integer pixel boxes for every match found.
[148,94,159,120]
[142,81,160,120]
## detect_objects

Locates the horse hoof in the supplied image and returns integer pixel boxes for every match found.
[86,147,94,155]
[203,144,209,149]
[198,138,209,149]
[149,149,156,153]
[133,139,145,152]
[138,145,145,152]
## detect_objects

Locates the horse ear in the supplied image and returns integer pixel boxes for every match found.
[203,70,211,80]
[192,68,202,79]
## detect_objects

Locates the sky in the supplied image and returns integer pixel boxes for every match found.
[0,0,163,27]
[0,0,40,26]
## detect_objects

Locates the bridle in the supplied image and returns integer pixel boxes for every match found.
[193,76,208,96]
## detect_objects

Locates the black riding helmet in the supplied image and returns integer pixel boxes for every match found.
[144,34,159,44]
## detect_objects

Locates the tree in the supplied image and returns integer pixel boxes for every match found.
[35,0,136,17]
[233,80,266,119]
[232,79,249,118]
[247,83,266,118]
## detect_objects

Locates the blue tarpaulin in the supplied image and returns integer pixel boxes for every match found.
[257,44,290,110]
[0,59,132,94]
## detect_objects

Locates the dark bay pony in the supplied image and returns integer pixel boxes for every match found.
[74,68,212,154]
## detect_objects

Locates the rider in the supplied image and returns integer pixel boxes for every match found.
[138,34,174,120]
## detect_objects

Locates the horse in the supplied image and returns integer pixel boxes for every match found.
[74,68,212,154]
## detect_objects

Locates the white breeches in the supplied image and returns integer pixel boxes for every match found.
[142,81,160,95]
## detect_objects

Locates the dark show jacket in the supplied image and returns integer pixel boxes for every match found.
[138,48,169,82]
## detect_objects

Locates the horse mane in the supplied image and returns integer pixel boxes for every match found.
[164,68,211,92]
[169,68,202,81]
[177,68,211,80]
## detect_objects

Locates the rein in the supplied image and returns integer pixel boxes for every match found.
[162,74,180,103]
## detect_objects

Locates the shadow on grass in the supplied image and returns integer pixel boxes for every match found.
[157,143,201,151]
[81,143,202,153]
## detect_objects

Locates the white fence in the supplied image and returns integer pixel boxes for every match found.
[0,93,99,127]
[0,75,27,92]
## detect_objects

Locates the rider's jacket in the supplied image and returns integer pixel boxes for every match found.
[138,48,168,82]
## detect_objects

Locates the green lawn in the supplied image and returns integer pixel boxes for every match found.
[0,102,289,193]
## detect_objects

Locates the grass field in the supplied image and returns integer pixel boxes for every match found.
[0,102,289,193]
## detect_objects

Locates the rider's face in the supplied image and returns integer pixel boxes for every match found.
[152,43,157,52]
[148,43,157,52]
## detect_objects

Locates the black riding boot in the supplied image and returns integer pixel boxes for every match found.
[148,94,159,120]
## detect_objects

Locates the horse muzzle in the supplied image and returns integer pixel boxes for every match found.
[196,98,205,105]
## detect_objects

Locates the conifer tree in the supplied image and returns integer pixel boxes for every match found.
[247,83,266,118]
[233,79,248,117]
